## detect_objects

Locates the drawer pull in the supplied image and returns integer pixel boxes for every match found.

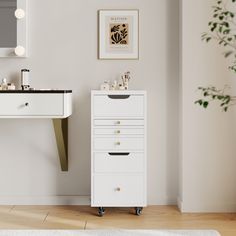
[25,102,29,107]
[108,95,130,99]
[116,121,121,125]
[115,187,121,192]
[116,130,121,134]
[115,142,121,146]
[108,152,130,156]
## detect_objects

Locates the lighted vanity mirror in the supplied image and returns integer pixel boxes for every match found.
[0,0,27,57]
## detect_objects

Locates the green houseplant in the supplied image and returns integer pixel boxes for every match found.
[195,0,236,111]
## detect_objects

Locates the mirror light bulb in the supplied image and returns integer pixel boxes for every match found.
[15,9,25,19]
[15,46,25,56]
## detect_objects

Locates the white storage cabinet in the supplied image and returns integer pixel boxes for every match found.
[91,90,147,216]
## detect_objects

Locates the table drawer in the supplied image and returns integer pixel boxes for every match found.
[94,119,144,126]
[93,174,144,206]
[94,137,144,151]
[93,95,144,118]
[94,152,144,173]
[94,128,144,136]
[0,94,64,116]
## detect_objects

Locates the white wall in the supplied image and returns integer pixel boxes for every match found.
[0,0,180,205]
[180,0,236,212]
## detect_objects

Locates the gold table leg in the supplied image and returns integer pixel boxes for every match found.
[53,118,68,171]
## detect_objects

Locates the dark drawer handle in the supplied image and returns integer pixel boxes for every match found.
[108,95,130,99]
[108,152,130,156]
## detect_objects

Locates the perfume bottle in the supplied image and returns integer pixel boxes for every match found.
[100,81,110,91]
[7,83,16,90]
[21,69,30,90]
[1,78,8,90]
[111,80,118,90]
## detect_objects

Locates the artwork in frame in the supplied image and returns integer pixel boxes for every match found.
[99,10,139,60]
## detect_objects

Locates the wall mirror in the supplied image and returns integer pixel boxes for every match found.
[0,0,27,57]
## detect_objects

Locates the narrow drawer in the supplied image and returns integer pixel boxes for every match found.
[94,137,144,151]
[0,94,64,116]
[94,119,144,126]
[94,152,144,173]
[94,128,144,135]
[93,174,144,206]
[93,95,144,118]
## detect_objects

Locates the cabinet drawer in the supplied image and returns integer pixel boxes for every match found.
[94,137,144,151]
[94,119,144,126]
[93,95,144,118]
[94,152,144,173]
[0,94,64,116]
[94,128,144,135]
[93,174,144,206]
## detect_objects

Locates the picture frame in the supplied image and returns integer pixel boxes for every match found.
[98,9,139,60]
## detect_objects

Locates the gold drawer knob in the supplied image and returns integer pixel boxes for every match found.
[116,142,121,146]
[116,130,121,134]
[116,187,121,192]
[116,121,121,125]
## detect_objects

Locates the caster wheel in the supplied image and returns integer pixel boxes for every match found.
[135,207,143,216]
[98,207,105,217]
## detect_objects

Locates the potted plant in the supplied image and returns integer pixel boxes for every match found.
[195,0,236,111]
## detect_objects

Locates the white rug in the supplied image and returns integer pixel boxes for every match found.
[0,230,221,236]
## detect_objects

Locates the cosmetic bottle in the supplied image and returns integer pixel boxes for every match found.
[100,81,110,91]
[7,83,16,90]
[1,78,8,90]
[21,69,30,90]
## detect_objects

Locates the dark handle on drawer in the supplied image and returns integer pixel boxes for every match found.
[108,95,130,99]
[108,152,130,156]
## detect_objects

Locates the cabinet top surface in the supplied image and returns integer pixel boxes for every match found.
[0,90,72,94]
[91,90,146,95]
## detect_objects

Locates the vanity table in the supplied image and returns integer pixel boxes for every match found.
[0,90,72,171]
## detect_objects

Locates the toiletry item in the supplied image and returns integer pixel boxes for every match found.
[111,80,118,90]
[100,81,110,91]
[118,83,125,90]
[21,69,30,90]
[1,78,8,90]
[124,81,129,90]
[7,83,16,90]
[120,71,131,90]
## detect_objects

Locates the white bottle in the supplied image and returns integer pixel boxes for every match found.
[111,80,118,90]
[7,83,16,90]
[100,81,110,91]
[21,69,30,90]
[1,78,8,90]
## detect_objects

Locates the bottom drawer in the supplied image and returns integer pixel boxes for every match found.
[92,174,145,207]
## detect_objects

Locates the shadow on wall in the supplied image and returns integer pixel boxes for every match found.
[165,0,180,204]
[68,90,91,195]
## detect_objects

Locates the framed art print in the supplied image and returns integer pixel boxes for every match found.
[99,10,139,60]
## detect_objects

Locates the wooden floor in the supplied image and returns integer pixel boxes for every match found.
[0,206,235,236]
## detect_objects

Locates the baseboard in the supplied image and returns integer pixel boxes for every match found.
[177,197,183,212]
[0,195,91,205]
[148,196,177,206]
[0,195,178,206]
[181,201,236,213]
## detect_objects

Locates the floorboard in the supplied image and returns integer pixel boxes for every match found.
[0,206,234,236]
